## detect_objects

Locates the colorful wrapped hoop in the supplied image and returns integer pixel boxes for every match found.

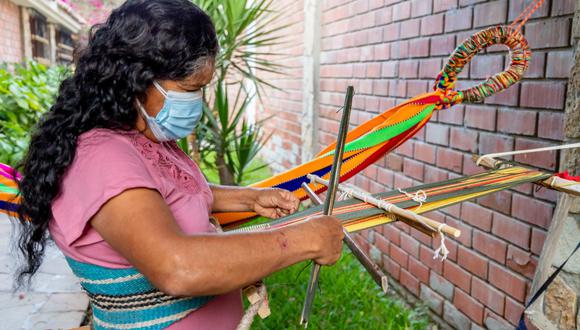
[434,26,531,105]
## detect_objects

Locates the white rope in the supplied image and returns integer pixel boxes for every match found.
[236,284,268,330]
[397,188,427,211]
[432,223,449,261]
[476,142,580,166]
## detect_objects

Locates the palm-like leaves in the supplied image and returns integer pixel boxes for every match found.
[190,0,286,185]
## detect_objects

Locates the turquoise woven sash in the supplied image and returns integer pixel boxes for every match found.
[66,257,213,329]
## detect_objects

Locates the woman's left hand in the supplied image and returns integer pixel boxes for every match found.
[252,188,300,219]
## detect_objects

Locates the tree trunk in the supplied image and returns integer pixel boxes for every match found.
[216,152,235,186]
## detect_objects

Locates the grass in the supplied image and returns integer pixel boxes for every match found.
[249,250,430,330]
[201,159,430,329]
[199,153,272,186]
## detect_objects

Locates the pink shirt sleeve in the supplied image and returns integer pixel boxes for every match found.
[51,131,159,247]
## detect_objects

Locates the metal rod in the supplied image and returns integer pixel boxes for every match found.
[307,174,462,238]
[300,86,354,327]
[301,182,389,293]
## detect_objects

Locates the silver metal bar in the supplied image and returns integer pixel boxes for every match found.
[301,182,389,293]
[300,86,354,327]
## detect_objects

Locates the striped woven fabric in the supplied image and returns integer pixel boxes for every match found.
[65,257,213,330]
[0,163,19,216]
[229,165,551,234]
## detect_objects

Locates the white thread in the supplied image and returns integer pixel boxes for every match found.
[476,143,580,166]
[433,223,449,261]
[397,188,428,211]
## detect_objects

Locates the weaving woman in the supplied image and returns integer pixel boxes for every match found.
[11,0,344,329]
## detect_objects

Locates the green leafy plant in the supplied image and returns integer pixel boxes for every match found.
[189,0,287,185]
[0,61,69,165]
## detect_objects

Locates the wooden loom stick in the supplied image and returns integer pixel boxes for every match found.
[473,155,580,197]
[307,174,462,238]
[301,182,389,293]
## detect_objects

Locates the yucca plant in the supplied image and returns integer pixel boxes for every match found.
[187,0,287,185]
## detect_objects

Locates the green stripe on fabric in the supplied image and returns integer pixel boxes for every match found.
[0,184,18,194]
[322,105,435,157]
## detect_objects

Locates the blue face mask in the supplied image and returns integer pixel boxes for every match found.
[137,81,203,142]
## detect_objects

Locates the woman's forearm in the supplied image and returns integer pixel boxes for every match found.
[163,223,318,296]
[209,184,258,212]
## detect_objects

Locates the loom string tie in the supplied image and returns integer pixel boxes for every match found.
[397,188,427,212]
[433,223,449,261]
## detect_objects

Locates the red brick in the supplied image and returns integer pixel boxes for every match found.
[489,263,527,302]
[436,148,463,173]
[478,132,514,156]
[375,232,390,254]
[406,80,428,96]
[546,51,573,78]
[458,245,488,279]
[373,80,390,97]
[477,190,511,215]
[521,81,567,110]
[461,202,493,232]
[411,0,432,17]
[373,44,390,61]
[424,165,449,184]
[410,227,433,246]
[492,212,531,250]
[497,109,537,136]
[472,277,505,315]
[419,58,442,78]
[408,256,430,284]
[512,193,554,229]
[450,127,478,153]
[387,154,403,171]
[530,228,547,256]
[383,255,401,280]
[388,80,407,97]
[420,245,444,274]
[400,268,420,295]
[445,216,473,247]
[551,0,576,16]
[414,141,437,164]
[526,18,571,49]
[506,245,537,279]
[430,34,456,56]
[393,1,411,21]
[508,0,549,21]
[421,13,444,36]
[390,243,408,267]
[454,288,484,324]
[426,123,450,146]
[465,105,497,131]
[377,167,394,187]
[397,139,414,158]
[474,1,507,27]
[505,297,525,326]
[392,40,409,59]
[538,112,565,141]
[470,55,504,79]
[514,138,557,170]
[408,39,429,58]
[400,18,421,39]
[445,7,472,32]
[375,6,393,25]
[400,60,419,78]
[525,51,546,78]
[384,226,401,246]
[382,62,398,78]
[438,105,464,125]
[444,260,472,292]
[382,22,401,42]
[400,232,420,258]
[473,230,507,264]
[434,0,457,12]
[533,185,559,203]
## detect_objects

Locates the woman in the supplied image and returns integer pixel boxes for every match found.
[14,0,344,329]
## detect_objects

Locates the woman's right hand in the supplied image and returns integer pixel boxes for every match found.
[302,215,345,265]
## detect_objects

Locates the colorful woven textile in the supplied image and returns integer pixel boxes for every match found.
[0,163,19,216]
[214,25,531,227]
[229,165,551,234]
[65,257,213,330]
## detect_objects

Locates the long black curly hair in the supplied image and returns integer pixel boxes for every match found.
[13,0,218,288]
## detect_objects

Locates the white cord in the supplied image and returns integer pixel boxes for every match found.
[397,188,427,211]
[433,223,449,261]
[476,142,580,166]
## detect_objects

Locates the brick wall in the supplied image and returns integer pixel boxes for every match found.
[258,0,576,328]
[0,0,22,63]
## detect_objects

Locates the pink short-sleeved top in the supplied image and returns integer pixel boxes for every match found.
[48,128,243,329]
